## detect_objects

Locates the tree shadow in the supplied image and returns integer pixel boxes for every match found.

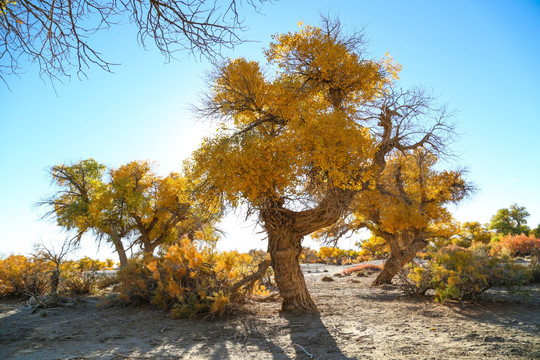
[2,297,340,359]
[281,312,357,360]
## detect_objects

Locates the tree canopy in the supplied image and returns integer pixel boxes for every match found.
[316,149,470,285]
[490,203,531,236]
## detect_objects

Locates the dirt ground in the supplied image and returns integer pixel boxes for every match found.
[1,264,539,360]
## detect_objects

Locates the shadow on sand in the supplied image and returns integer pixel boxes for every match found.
[0,297,355,360]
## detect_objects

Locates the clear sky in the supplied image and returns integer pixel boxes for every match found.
[1,0,539,260]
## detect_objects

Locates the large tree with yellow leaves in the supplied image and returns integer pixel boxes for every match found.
[188,18,454,313]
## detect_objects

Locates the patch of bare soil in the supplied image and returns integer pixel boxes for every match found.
[1,266,539,360]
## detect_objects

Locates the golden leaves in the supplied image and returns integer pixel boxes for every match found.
[191,21,395,207]
[354,149,466,236]
[265,22,387,106]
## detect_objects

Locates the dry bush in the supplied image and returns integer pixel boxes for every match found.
[491,234,540,257]
[0,254,118,299]
[0,255,52,298]
[397,262,433,296]
[116,239,273,318]
[401,244,531,302]
[530,256,540,283]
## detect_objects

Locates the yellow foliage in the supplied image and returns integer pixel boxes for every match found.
[348,149,467,253]
[0,254,113,298]
[404,244,531,302]
[116,239,273,318]
[358,236,389,259]
[188,21,390,210]
[0,255,51,297]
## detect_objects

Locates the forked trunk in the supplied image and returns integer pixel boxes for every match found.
[372,238,426,286]
[261,189,354,313]
[267,229,318,314]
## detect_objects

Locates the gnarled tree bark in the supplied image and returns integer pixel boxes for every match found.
[266,226,317,313]
[372,234,427,286]
[261,188,354,313]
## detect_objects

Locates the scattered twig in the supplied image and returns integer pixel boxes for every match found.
[252,292,280,302]
[294,343,314,358]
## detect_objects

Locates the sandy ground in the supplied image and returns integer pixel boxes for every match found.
[1,264,539,360]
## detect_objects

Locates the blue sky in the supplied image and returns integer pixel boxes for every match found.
[1,0,539,259]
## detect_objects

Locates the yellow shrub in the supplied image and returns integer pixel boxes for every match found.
[0,255,52,297]
[402,244,531,301]
[117,239,272,318]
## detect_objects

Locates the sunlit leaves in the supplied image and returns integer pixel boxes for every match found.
[489,204,531,236]
[191,21,392,210]
[116,239,272,318]
[265,23,388,105]
[49,159,107,234]
[45,159,217,259]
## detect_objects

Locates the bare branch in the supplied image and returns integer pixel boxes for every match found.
[0,0,273,85]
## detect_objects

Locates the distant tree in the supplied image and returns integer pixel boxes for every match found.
[41,159,217,267]
[109,160,219,256]
[188,18,455,313]
[0,0,273,84]
[41,159,133,267]
[490,204,530,236]
[533,225,540,239]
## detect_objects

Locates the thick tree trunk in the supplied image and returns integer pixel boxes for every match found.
[372,238,426,286]
[109,233,128,268]
[267,228,318,314]
[261,189,355,314]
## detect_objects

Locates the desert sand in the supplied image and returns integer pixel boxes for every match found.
[1,265,539,360]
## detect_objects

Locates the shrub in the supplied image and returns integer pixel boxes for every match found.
[342,264,382,276]
[316,247,365,265]
[491,234,540,257]
[59,262,98,295]
[401,244,531,302]
[116,239,273,318]
[0,255,52,298]
[398,262,433,296]
[530,256,540,283]
[0,254,122,299]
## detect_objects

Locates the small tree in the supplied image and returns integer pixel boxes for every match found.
[33,239,74,302]
[41,159,132,267]
[109,160,219,256]
[41,159,218,267]
[317,149,470,286]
